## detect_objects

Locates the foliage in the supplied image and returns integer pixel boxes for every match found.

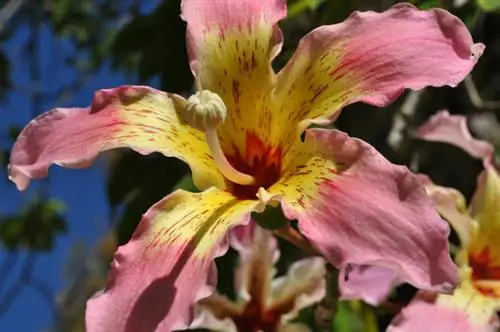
[477,0,500,11]
[0,197,66,251]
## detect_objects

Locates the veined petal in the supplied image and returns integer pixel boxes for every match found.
[473,280,500,302]
[85,188,257,332]
[197,292,244,320]
[190,294,240,332]
[9,86,224,191]
[181,0,287,152]
[339,265,400,306]
[269,128,459,294]
[468,167,500,268]
[416,110,494,165]
[269,257,326,324]
[388,290,498,332]
[416,112,500,266]
[273,4,483,145]
[230,223,279,304]
[420,174,475,248]
[436,282,499,329]
[471,167,500,233]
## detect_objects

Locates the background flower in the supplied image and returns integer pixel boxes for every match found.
[189,223,326,332]
[387,110,500,330]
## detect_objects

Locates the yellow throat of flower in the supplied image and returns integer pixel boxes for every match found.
[179,90,255,186]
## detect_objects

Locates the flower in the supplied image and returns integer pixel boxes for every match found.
[8,1,483,331]
[388,110,500,331]
[189,223,325,332]
[338,264,402,306]
[388,290,499,332]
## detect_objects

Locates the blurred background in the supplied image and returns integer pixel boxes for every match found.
[0,0,499,331]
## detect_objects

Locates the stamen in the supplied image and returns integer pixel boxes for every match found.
[205,129,254,185]
[181,90,255,185]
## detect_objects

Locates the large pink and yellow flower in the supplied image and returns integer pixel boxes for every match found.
[8,1,483,331]
[388,111,500,331]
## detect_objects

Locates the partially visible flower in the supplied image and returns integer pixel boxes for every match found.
[189,223,326,332]
[416,110,495,164]
[339,265,401,306]
[388,289,499,332]
[7,1,483,330]
[388,110,500,330]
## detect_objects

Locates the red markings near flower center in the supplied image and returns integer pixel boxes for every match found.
[469,246,500,297]
[226,132,282,200]
[233,300,281,332]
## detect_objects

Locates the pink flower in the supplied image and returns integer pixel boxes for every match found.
[8,2,482,331]
[339,264,402,306]
[388,111,500,331]
[388,290,499,332]
[189,223,325,332]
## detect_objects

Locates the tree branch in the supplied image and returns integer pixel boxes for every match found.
[0,0,27,34]
[0,251,17,295]
[387,90,424,150]
[464,75,500,111]
[0,254,36,315]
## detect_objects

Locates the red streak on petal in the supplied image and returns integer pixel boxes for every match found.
[469,246,500,297]
[232,299,281,332]
[226,131,282,200]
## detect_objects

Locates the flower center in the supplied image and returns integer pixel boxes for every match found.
[226,132,282,200]
[232,299,281,332]
[179,90,256,186]
[469,246,500,297]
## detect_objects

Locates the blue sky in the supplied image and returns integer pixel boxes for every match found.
[0,19,134,331]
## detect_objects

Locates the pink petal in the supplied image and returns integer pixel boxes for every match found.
[339,264,401,306]
[274,3,483,136]
[278,129,459,294]
[422,178,474,247]
[230,220,266,253]
[388,291,499,332]
[86,188,257,332]
[270,257,326,323]
[416,110,494,165]
[190,294,240,332]
[470,166,500,234]
[230,223,279,303]
[8,86,224,191]
[181,0,288,150]
[181,0,286,72]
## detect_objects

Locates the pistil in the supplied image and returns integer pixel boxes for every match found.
[178,90,255,185]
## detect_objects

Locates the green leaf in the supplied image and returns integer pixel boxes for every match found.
[333,301,378,332]
[0,51,10,99]
[110,0,193,92]
[251,204,289,230]
[287,0,327,18]
[106,152,187,208]
[0,150,8,170]
[8,125,21,140]
[110,153,188,244]
[0,197,67,251]
[477,0,500,11]
[172,173,199,192]
[414,0,441,10]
